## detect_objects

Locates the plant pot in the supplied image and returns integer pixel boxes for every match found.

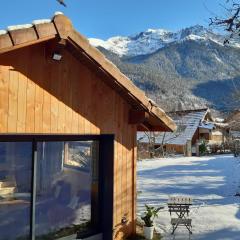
[143,226,154,240]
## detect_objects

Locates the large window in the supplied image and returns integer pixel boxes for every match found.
[35,141,99,239]
[0,138,99,240]
[0,142,32,240]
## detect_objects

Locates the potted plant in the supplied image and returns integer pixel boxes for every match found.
[141,204,163,239]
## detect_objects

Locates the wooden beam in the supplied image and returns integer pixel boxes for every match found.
[129,110,149,124]
[0,35,56,55]
[53,14,73,39]
[0,34,13,49]
[34,22,57,39]
[8,27,38,46]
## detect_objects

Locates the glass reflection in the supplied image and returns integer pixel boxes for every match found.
[0,142,32,240]
[35,141,99,240]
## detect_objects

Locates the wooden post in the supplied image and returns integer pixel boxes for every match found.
[196,140,200,157]
[186,139,192,157]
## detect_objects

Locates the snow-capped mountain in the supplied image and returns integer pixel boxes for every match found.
[89,25,234,57]
[89,25,240,113]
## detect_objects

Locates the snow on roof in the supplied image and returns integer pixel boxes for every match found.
[0,13,62,33]
[54,11,64,16]
[214,122,229,128]
[7,24,33,31]
[215,117,225,123]
[138,109,208,145]
[199,121,215,130]
[0,30,7,35]
[32,19,51,25]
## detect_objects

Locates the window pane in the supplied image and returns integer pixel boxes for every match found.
[0,142,32,240]
[35,141,99,240]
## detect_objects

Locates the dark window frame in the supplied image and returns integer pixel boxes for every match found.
[0,134,114,240]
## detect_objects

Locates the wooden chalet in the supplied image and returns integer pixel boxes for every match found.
[138,108,227,157]
[0,13,176,240]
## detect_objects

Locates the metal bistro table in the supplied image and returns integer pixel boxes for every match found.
[168,196,193,235]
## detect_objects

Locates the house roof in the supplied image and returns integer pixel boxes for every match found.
[199,121,215,130]
[0,13,176,132]
[138,108,210,145]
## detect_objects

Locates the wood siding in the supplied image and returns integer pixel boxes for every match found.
[0,42,137,240]
[166,144,185,154]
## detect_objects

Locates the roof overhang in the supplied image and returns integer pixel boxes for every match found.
[0,13,176,132]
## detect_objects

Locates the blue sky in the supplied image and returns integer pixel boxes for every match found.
[0,0,226,39]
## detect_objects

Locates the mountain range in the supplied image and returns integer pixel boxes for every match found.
[89,25,240,113]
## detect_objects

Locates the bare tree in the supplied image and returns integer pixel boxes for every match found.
[138,115,184,159]
[210,1,240,43]
[209,1,240,110]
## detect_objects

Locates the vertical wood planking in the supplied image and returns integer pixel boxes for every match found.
[0,66,9,132]
[33,48,44,133]
[57,60,66,133]
[64,52,73,134]
[8,67,19,132]
[17,72,27,132]
[83,66,91,134]
[50,60,59,133]
[114,93,120,236]
[42,46,51,133]
[42,90,51,133]
[127,109,132,226]
[132,125,137,235]
[71,60,79,133]
[34,85,43,133]
[76,60,84,134]
[26,77,36,133]
[122,101,128,229]
[90,72,100,134]
[118,96,124,239]
[113,92,118,229]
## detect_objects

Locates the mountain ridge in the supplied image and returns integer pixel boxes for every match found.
[89,25,240,113]
[89,25,240,57]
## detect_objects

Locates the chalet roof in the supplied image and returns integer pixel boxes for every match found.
[138,108,210,145]
[199,121,215,130]
[0,13,176,132]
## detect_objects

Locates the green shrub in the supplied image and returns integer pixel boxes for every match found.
[199,140,207,155]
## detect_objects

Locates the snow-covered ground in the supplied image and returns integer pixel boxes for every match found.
[137,155,240,240]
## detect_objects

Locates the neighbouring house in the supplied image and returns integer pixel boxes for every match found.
[0,13,176,240]
[225,110,240,140]
[138,108,227,157]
